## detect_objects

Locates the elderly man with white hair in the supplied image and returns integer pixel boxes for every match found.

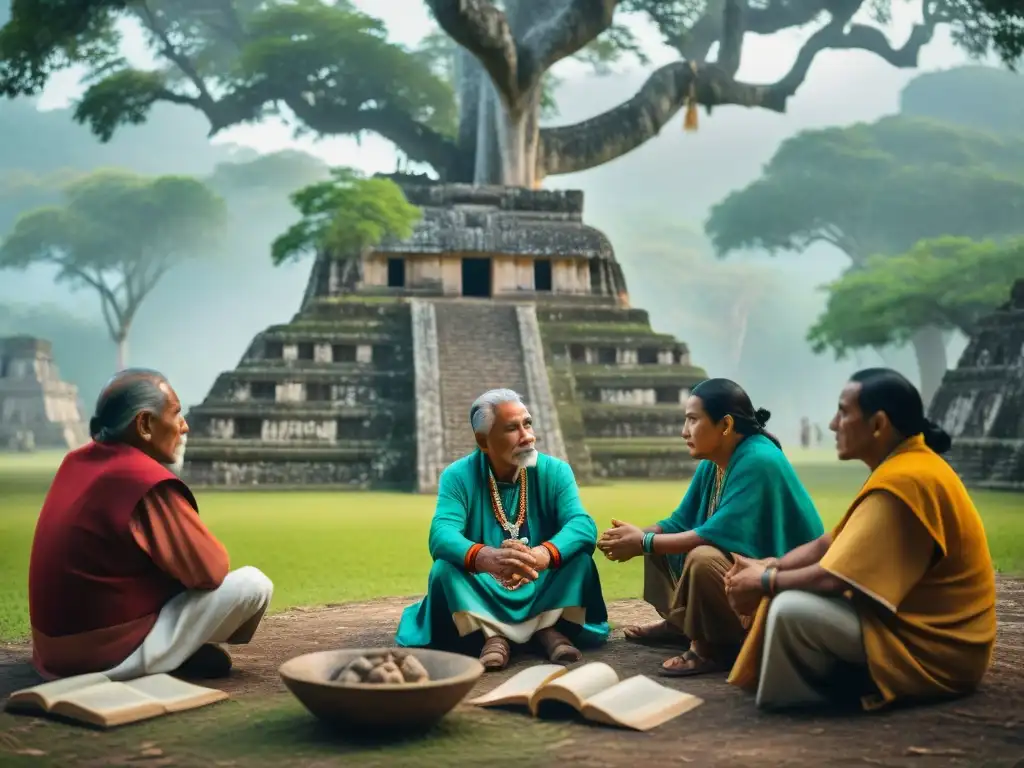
[395,388,609,671]
[28,368,273,681]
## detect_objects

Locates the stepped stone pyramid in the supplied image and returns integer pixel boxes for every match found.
[929,279,1024,490]
[0,335,89,451]
[183,183,707,491]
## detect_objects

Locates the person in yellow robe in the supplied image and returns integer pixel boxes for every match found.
[723,368,997,711]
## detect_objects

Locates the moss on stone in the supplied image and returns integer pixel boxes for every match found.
[587,438,693,456]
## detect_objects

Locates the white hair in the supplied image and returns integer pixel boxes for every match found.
[90,368,171,443]
[469,388,526,436]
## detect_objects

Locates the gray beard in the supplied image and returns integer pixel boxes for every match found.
[166,434,187,477]
[514,448,538,469]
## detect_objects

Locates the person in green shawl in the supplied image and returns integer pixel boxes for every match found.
[598,378,823,678]
[395,388,610,672]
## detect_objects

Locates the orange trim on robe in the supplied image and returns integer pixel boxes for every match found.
[32,483,231,680]
[464,544,485,572]
[541,541,562,568]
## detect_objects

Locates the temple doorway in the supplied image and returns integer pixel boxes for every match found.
[534,258,553,292]
[462,257,491,297]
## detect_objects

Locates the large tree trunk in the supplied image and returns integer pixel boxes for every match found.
[910,325,948,407]
[115,335,128,371]
[469,75,542,187]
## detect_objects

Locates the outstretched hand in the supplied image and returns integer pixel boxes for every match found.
[597,518,644,562]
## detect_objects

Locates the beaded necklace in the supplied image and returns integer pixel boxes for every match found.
[487,467,529,590]
[487,467,528,542]
[708,465,727,516]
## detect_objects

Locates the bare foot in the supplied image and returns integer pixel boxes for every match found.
[622,620,689,647]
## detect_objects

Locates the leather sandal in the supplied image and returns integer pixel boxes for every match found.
[479,636,511,671]
[535,628,582,664]
[658,649,729,678]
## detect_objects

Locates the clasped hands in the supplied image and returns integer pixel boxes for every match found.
[724,555,776,615]
[597,519,645,562]
[475,540,551,585]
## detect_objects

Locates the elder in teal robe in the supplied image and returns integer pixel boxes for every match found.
[604,434,824,675]
[395,450,609,662]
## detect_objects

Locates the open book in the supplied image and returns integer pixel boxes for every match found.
[468,662,702,731]
[4,673,228,728]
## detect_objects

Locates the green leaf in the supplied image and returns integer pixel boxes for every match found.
[270,169,422,267]
[73,68,172,142]
[705,115,1024,262]
[807,236,1024,357]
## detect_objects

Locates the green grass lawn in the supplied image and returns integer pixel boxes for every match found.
[2,450,1022,643]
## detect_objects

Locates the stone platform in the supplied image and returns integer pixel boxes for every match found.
[183,183,705,490]
[0,336,88,452]
[930,280,1024,490]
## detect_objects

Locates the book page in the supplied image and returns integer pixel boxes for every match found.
[49,682,165,728]
[125,674,228,712]
[468,664,567,707]
[581,675,703,731]
[527,662,619,716]
[5,673,112,712]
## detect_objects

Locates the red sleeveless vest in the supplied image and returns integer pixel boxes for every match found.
[28,441,197,637]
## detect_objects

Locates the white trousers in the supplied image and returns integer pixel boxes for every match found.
[103,566,274,681]
[756,590,868,710]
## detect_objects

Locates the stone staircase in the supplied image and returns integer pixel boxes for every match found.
[435,301,531,467]
[412,300,564,480]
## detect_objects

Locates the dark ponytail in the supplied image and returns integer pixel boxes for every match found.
[849,368,952,454]
[691,379,782,449]
[921,419,953,454]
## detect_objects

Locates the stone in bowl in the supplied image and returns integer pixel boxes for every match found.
[279,647,484,731]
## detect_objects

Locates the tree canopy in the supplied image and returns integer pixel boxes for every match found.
[2,0,1016,187]
[271,167,421,267]
[704,114,1024,403]
[807,236,1024,357]
[900,65,1024,135]
[705,115,1024,263]
[0,168,226,368]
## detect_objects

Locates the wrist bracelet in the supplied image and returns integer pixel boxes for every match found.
[642,531,656,554]
[761,566,778,596]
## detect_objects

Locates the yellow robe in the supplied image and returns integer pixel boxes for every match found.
[728,435,997,710]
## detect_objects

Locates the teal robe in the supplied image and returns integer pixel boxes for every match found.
[656,434,825,579]
[395,450,610,649]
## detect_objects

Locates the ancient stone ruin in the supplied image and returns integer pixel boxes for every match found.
[183,184,706,490]
[0,335,89,452]
[929,279,1024,490]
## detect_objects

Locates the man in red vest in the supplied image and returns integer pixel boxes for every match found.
[28,368,273,680]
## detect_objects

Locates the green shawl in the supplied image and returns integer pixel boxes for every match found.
[656,434,824,576]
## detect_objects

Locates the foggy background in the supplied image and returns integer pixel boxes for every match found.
[1,0,1019,445]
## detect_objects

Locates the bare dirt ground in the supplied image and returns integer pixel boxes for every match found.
[2,579,1022,768]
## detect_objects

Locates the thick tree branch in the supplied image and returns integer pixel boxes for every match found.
[284,97,462,180]
[539,60,784,176]
[541,0,939,178]
[717,0,745,76]
[520,0,622,82]
[426,0,519,107]
[134,2,218,113]
[769,1,937,99]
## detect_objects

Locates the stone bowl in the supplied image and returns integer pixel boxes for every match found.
[279,648,484,732]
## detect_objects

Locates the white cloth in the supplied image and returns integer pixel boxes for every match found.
[103,566,274,681]
[452,607,585,644]
[756,590,868,710]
